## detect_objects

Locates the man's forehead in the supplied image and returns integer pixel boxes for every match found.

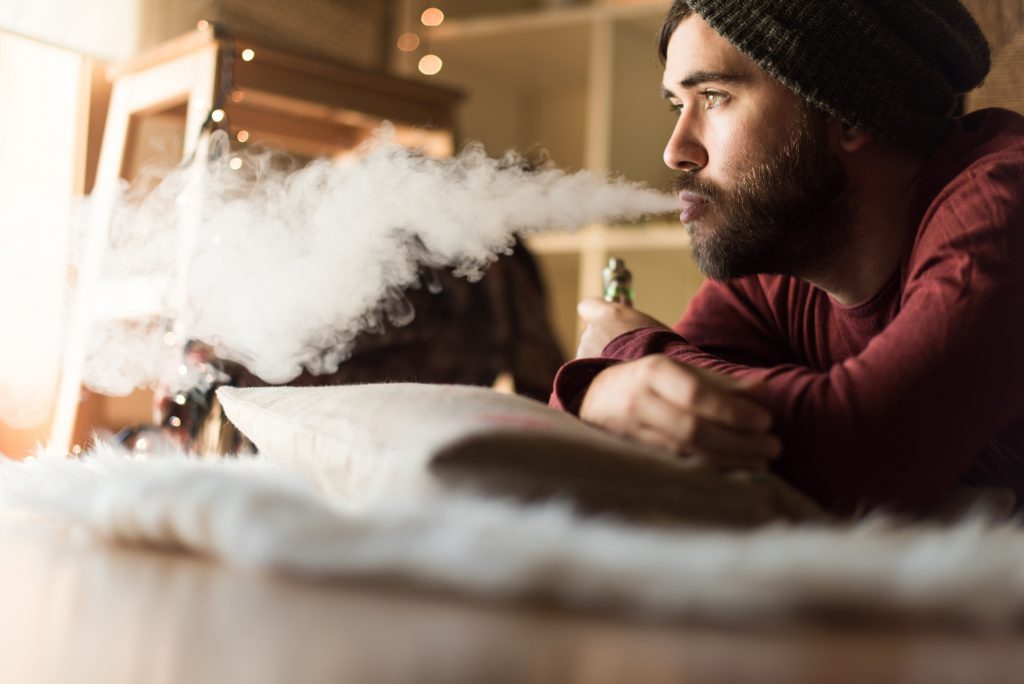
[661,14,758,86]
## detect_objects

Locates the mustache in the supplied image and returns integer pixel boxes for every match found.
[672,172,724,203]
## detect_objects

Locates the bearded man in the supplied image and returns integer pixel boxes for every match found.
[551,0,1024,517]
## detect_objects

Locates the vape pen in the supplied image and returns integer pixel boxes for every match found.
[602,257,634,306]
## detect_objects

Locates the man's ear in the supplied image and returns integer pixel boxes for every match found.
[833,120,871,152]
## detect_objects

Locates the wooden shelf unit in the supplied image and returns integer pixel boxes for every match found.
[53,25,463,451]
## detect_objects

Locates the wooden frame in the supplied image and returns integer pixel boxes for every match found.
[51,25,462,451]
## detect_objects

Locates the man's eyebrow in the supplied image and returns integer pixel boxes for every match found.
[662,71,751,96]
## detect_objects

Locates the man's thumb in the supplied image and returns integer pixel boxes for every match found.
[577,297,611,322]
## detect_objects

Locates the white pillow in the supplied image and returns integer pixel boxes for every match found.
[216,383,633,501]
[216,383,826,525]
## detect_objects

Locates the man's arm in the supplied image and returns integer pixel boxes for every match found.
[555,160,1024,515]
[557,290,783,471]
[576,353,781,470]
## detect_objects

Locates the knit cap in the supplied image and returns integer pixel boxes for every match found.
[679,0,991,152]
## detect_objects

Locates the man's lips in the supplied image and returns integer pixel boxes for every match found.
[678,192,710,223]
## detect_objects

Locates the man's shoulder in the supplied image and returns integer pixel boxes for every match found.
[958,108,1024,137]
[904,110,1024,285]
[917,109,1024,228]
[931,109,1024,185]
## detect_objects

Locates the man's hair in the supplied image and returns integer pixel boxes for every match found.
[657,2,692,65]
[654,0,990,152]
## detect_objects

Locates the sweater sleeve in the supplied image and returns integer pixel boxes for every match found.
[551,157,1024,515]
[549,274,790,411]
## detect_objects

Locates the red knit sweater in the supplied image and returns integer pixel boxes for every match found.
[552,108,1024,515]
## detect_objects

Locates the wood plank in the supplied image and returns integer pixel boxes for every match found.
[230,39,461,126]
[1,513,1023,684]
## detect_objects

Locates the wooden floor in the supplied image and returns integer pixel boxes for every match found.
[1,512,1022,684]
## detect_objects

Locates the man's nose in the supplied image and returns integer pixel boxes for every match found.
[663,113,708,172]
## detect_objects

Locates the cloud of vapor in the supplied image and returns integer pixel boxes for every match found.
[68,131,678,402]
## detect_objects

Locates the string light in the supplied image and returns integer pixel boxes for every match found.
[397,32,420,52]
[163,331,177,346]
[418,54,443,75]
[236,130,250,143]
[169,416,182,428]
[229,157,243,170]
[177,365,189,376]
[71,444,82,455]
[230,90,245,103]
[210,108,225,123]
[241,48,255,62]
[174,394,187,405]
[421,8,444,26]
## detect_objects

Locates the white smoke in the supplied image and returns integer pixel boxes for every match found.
[63,131,678,409]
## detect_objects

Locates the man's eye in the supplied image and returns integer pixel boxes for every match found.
[702,91,727,109]
[667,102,683,114]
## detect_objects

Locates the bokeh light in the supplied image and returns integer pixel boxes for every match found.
[418,54,443,75]
[397,32,421,52]
[421,8,444,26]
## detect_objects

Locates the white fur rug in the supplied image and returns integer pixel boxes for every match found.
[1,447,1022,628]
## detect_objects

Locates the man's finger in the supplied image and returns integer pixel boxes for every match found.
[576,325,605,359]
[688,364,771,400]
[654,411,781,461]
[625,388,779,462]
[644,361,773,433]
[577,298,615,322]
[631,419,777,472]
[632,424,688,455]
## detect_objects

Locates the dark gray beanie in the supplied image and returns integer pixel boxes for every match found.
[674,0,992,152]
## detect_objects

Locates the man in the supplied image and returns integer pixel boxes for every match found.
[551,0,1024,516]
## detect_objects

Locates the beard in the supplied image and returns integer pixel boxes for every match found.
[674,108,853,282]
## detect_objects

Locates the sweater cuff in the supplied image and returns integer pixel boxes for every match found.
[549,357,621,415]
[604,326,689,359]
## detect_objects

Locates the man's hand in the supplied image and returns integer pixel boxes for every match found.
[576,298,668,359]
[579,355,780,471]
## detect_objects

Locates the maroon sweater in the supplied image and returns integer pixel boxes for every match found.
[552,108,1024,515]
